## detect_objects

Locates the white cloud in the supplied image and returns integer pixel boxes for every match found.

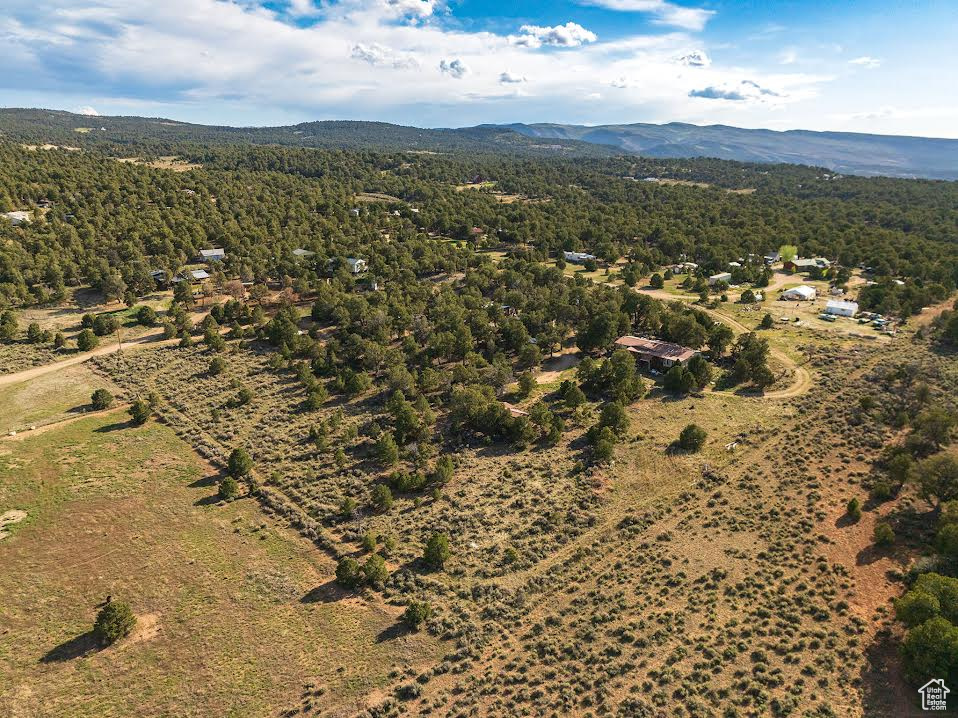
[577,0,714,31]
[689,80,781,102]
[0,0,834,131]
[287,0,318,16]
[76,105,100,115]
[439,58,468,78]
[512,22,597,48]
[351,42,419,69]
[499,71,526,84]
[779,48,798,65]
[849,56,881,69]
[675,50,710,67]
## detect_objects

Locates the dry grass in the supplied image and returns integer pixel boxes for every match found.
[115,156,200,172]
[0,403,440,717]
[0,363,116,434]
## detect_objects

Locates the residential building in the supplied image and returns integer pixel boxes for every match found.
[198,248,225,262]
[784,257,830,273]
[563,251,597,264]
[614,336,699,369]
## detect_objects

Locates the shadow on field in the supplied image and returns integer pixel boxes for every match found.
[93,420,133,433]
[40,631,100,663]
[860,629,925,718]
[375,623,408,643]
[189,473,220,489]
[301,579,349,604]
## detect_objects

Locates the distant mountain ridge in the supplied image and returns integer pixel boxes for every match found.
[0,108,616,158]
[1,108,956,179]
[491,122,958,180]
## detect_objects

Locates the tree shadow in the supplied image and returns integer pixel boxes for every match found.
[188,471,222,489]
[40,631,100,663]
[835,513,859,529]
[860,629,925,718]
[856,543,888,566]
[93,420,133,433]
[375,622,409,643]
[300,579,350,604]
[193,493,223,507]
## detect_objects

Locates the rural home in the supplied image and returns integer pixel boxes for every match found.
[782,285,817,301]
[784,257,830,273]
[614,336,699,369]
[563,251,596,264]
[825,299,859,317]
[2,211,32,225]
[197,248,225,262]
[709,272,732,286]
[292,248,316,258]
[669,261,698,272]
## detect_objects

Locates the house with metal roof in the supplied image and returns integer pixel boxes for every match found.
[614,336,699,369]
[197,248,225,262]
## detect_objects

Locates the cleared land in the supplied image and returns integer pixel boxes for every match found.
[0,382,439,717]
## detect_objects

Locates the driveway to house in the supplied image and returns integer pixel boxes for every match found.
[634,285,811,400]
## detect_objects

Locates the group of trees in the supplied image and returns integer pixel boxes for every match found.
[1,131,955,314]
[864,365,958,686]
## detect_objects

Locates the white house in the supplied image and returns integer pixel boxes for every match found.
[198,248,225,262]
[340,257,367,274]
[782,285,817,301]
[709,272,732,286]
[825,299,858,317]
[2,211,32,225]
[563,251,596,264]
[189,269,211,281]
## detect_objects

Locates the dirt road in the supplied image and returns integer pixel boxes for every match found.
[0,330,181,389]
[635,286,812,400]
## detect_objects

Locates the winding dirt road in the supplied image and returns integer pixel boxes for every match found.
[636,286,812,400]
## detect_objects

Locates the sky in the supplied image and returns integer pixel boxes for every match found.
[2,0,957,137]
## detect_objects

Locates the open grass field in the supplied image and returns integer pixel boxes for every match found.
[0,364,115,434]
[0,384,441,718]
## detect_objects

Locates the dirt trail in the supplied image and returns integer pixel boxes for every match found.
[0,304,222,389]
[0,331,177,388]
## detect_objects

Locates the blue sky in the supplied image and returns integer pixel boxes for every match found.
[2,0,956,137]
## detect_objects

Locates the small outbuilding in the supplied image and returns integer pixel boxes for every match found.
[782,285,817,301]
[502,402,529,418]
[292,248,316,258]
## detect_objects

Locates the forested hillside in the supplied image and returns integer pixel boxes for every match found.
[1,140,955,311]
